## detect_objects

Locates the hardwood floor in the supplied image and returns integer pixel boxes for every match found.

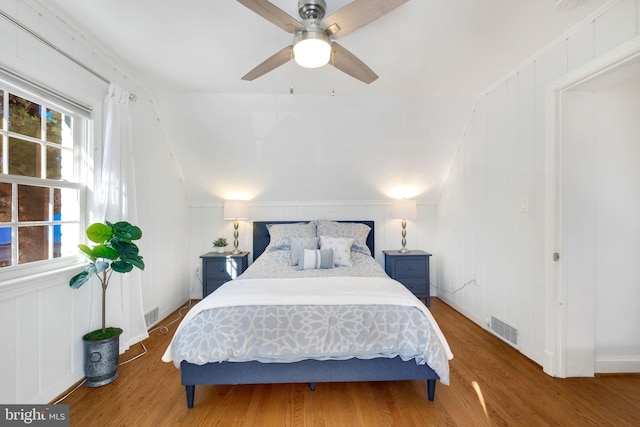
[56,298,640,426]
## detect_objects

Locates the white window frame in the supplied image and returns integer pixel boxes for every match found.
[0,70,92,283]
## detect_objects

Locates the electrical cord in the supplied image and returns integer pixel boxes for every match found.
[433,279,477,295]
[52,296,194,404]
[148,299,193,335]
[51,379,86,404]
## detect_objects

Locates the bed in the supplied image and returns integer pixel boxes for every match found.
[162,220,453,408]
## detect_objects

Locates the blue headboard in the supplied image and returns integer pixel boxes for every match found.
[252,220,375,261]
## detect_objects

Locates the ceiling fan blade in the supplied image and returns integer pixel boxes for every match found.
[324,0,408,39]
[241,46,293,81]
[330,42,378,84]
[237,0,302,33]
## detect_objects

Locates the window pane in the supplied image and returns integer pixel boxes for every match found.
[18,185,48,222]
[46,146,62,179]
[62,115,73,148]
[18,225,48,264]
[9,94,41,139]
[0,183,10,222]
[46,108,62,144]
[9,137,41,177]
[56,222,79,258]
[45,109,73,147]
[53,223,61,258]
[0,227,11,267]
[54,188,80,222]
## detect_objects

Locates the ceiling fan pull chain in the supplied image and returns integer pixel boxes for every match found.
[331,48,335,96]
[290,50,295,94]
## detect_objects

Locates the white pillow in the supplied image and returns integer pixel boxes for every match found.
[319,236,353,267]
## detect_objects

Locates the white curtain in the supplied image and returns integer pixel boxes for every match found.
[92,83,149,352]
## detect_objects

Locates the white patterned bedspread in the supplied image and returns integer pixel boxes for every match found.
[162,275,453,385]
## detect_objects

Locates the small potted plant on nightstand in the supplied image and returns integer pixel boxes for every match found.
[213,237,228,253]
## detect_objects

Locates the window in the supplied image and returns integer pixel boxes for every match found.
[0,79,89,275]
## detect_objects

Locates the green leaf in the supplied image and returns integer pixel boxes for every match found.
[90,244,119,260]
[111,221,142,241]
[111,240,139,259]
[69,271,90,289]
[94,260,109,273]
[78,244,96,261]
[84,263,98,275]
[86,223,113,244]
[111,260,134,273]
[128,256,145,270]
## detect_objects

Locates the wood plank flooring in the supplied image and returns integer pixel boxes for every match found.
[56,298,640,426]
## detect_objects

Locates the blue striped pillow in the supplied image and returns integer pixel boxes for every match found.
[298,249,334,270]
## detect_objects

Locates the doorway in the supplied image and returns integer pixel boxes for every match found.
[545,37,640,377]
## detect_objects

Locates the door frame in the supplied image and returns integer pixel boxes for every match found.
[543,35,640,377]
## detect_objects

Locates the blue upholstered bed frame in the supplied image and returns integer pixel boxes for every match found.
[181,220,439,408]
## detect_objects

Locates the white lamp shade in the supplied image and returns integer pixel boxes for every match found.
[293,38,331,68]
[223,200,249,220]
[293,26,331,69]
[392,199,417,220]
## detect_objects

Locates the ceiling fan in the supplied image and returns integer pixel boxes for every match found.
[238,0,409,84]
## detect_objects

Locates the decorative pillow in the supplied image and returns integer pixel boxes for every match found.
[319,235,353,267]
[289,237,319,266]
[265,222,317,252]
[315,220,371,256]
[298,248,334,270]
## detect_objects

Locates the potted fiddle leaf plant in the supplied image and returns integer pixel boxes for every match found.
[69,221,145,387]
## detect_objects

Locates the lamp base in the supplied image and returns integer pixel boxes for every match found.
[232,220,241,255]
[399,221,410,254]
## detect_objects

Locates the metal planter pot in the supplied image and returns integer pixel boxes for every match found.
[83,331,121,387]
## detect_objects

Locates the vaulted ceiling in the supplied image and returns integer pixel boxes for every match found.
[42,0,607,204]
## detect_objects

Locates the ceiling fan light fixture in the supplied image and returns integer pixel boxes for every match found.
[293,28,331,68]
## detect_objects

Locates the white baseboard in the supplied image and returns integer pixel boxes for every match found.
[595,357,640,374]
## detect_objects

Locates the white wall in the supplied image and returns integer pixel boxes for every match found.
[189,201,438,299]
[436,0,640,370]
[0,0,191,404]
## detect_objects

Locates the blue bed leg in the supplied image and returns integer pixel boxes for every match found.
[309,382,316,391]
[427,379,436,401]
[186,385,195,408]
